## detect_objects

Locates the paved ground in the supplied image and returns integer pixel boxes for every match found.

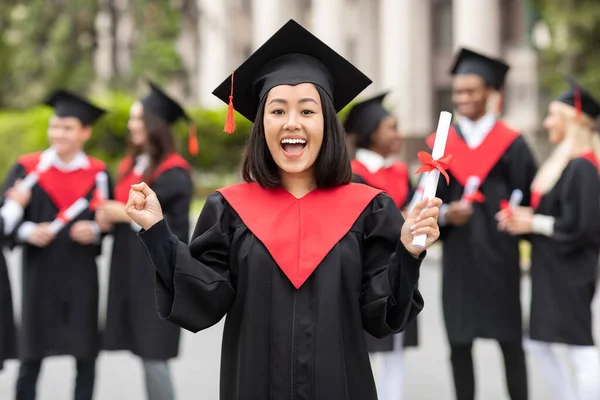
[0,237,598,399]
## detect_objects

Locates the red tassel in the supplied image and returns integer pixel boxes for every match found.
[224,71,236,134]
[574,85,582,119]
[188,123,199,155]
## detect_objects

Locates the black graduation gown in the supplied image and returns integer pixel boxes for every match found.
[529,156,600,346]
[428,122,537,344]
[0,218,16,370]
[1,154,111,360]
[138,183,424,400]
[103,165,192,360]
[351,166,419,351]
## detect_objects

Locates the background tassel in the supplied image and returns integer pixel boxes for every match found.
[188,123,199,155]
[223,71,236,134]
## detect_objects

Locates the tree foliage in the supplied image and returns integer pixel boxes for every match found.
[531,0,600,98]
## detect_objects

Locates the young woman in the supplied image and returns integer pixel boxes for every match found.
[98,82,193,400]
[125,20,441,400]
[344,92,417,400]
[499,78,600,400]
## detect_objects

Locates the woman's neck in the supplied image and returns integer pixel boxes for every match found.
[280,170,317,199]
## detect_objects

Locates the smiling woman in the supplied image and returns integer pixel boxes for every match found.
[124,19,442,400]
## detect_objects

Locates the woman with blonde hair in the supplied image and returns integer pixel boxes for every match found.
[499,77,600,400]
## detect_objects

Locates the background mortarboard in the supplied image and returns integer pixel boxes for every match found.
[45,90,106,126]
[555,76,600,119]
[450,48,509,90]
[212,19,372,132]
[343,92,390,148]
[140,80,198,155]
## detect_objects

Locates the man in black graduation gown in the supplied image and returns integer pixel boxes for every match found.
[428,48,537,400]
[1,91,110,400]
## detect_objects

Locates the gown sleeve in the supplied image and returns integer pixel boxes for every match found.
[152,168,193,243]
[360,194,425,338]
[138,192,235,333]
[0,163,28,248]
[502,135,537,207]
[542,158,600,255]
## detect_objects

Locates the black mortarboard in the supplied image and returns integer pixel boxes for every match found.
[212,19,372,133]
[140,80,199,155]
[140,81,189,125]
[555,76,600,119]
[45,90,106,126]
[450,48,509,90]
[343,92,390,146]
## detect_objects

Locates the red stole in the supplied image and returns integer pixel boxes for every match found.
[217,182,382,289]
[114,153,190,204]
[426,121,520,187]
[18,152,106,212]
[351,159,409,208]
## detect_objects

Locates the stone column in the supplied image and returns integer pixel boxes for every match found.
[251,0,295,50]
[197,0,228,107]
[379,0,433,137]
[310,0,344,53]
[452,0,501,55]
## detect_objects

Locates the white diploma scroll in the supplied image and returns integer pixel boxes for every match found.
[412,111,452,248]
[48,198,90,234]
[461,176,482,205]
[95,172,109,201]
[508,189,523,209]
[20,150,56,191]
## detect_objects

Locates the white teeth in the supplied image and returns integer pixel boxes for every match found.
[281,138,307,144]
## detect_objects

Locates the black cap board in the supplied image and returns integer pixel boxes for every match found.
[45,90,106,126]
[140,81,190,125]
[450,47,509,90]
[556,76,600,119]
[212,19,372,125]
[343,92,390,147]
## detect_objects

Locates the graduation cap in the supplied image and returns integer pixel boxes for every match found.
[140,81,199,155]
[450,48,509,90]
[555,76,600,119]
[45,90,106,126]
[212,19,372,133]
[343,92,390,147]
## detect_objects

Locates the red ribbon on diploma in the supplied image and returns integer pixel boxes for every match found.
[499,199,512,218]
[56,210,69,224]
[89,189,102,211]
[414,152,454,185]
[464,190,486,204]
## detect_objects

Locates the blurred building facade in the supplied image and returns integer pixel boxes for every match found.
[96,0,547,166]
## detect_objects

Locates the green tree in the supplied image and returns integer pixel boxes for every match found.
[531,0,600,97]
[0,1,98,109]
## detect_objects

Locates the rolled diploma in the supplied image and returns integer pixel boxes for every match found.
[412,111,452,248]
[95,172,109,201]
[48,198,90,234]
[460,176,481,205]
[19,150,56,191]
[508,189,523,208]
[407,174,427,213]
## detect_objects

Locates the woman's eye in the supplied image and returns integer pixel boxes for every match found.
[301,110,315,115]
[272,109,284,115]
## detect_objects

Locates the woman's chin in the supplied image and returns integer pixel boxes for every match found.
[276,160,314,176]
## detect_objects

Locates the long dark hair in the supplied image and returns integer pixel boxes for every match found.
[122,107,175,182]
[241,85,352,188]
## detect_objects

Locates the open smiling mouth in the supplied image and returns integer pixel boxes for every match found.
[280,138,307,155]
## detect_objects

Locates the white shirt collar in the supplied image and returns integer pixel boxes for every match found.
[44,148,90,172]
[457,113,496,149]
[355,148,393,174]
[133,154,150,176]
